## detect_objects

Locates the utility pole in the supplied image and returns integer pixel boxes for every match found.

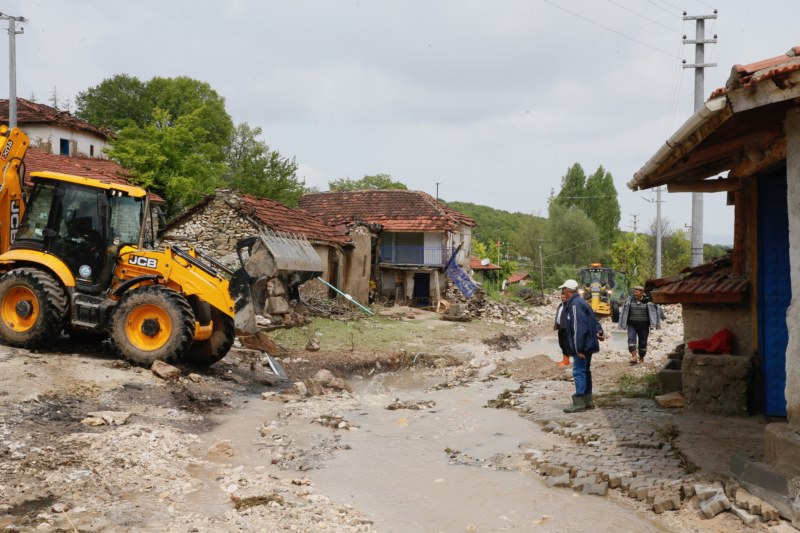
[538,242,545,297]
[0,12,27,128]
[642,188,665,277]
[683,10,717,267]
[435,182,440,200]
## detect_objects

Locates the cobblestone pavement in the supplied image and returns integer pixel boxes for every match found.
[506,379,792,529]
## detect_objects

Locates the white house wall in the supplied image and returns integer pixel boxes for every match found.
[423,231,444,266]
[25,124,109,158]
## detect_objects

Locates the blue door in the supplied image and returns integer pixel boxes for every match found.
[758,170,789,417]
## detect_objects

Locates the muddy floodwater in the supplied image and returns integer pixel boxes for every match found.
[198,366,668,532]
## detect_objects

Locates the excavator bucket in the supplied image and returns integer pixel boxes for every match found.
[232,230,324,334]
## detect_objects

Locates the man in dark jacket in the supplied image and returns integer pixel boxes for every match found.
[559,279,604,413]
[618,285,661,364]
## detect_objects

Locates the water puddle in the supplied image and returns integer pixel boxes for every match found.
[192,369,667,532]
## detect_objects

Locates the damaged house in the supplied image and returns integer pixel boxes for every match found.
[631,46,800,521]
[298,190,475,306]
[159,190,358,317]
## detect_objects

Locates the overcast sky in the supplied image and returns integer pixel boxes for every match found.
[3,1,797,244]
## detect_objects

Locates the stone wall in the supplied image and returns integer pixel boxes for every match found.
[160,194,256,266]
[682,353,754,416]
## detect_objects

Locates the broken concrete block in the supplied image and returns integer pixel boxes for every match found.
[151,360,181,380]
[546,474,571,488]
[571,476,595,490]
[653,494,681,514]
[582,482,608,496]
[733,488,761,515]
[542,464,569,477]
[267,278,286,297]
[731,505,758,526]
[760,502,779,522]
[695,483,723,502]
[700,492,731,519]
[266,296,289,315]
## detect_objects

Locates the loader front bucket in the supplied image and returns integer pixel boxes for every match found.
[231,230,324,334]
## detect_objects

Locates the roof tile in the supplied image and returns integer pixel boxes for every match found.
[298,190,475,231]
[0,98,112,139]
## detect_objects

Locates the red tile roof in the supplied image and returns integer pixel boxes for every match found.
[0,98,112,139]
[508,273,530,284]
[470,255,500,271]
[298,190,475,232]
[240,193,351,246]
[710,46,800,99]
[22,146,163,202]
[646,253,748,304]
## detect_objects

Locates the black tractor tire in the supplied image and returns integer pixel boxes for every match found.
[611,300,620,323]
[181,308,235,367]
[109,285,195,366]
[0,268,68,348]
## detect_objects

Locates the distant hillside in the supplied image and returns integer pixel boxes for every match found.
[446,201,543,245]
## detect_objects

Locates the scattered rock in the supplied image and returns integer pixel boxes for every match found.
[314,369,334,385]
[305,339,321,352]
[327,377,351,393]
[50,503,68,513]
[655,391,685,408]
[83,411,132,426]
[292,381,308,397]
[151,360,181,380]
[700,492,731,519]
[207,439,234,459]
[731,505,758,526]
[386,398,436,410]
[188,373,202,383]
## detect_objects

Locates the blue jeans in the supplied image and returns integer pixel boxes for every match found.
[572,352,593,396]
[627,325,650,358]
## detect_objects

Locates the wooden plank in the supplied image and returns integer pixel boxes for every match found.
[651,292,744,304]
[667,177,741,193]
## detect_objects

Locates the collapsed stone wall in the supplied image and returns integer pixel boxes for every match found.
[160,193,255,267]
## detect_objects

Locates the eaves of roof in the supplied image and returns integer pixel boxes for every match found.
[645,255,748,305]
[630,46,800,191]
[0,98,112,139]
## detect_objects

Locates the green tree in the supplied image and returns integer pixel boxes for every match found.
[661,229,691,277]
[610,233,653,288]
[225,123,305,206]
[447,201,535,250]
[75,74,149,130]
[328,173,407,191]
[552,163,587,212]
[106,108,226,216]
[544,203,602,269]
[583,165,621,246]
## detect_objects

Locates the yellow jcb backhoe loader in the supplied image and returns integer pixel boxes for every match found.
[0,126,252,367]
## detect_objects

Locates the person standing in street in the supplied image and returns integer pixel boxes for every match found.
[618,285,661,364]
[554,291,571,367]
[559,279,604,413]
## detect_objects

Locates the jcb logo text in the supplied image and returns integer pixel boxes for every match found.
[128,255,158,269]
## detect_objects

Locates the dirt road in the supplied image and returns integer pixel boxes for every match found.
[0,301,794,532]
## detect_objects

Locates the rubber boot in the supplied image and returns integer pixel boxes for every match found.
[585,393,595,409]
[629,350,639,364]
[563,395,587,413]
[556,355,570,367]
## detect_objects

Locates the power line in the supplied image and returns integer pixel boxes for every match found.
[538,0,681,59]
[652,0,684,11]
[606,0,683,35]
[642,0,679,16]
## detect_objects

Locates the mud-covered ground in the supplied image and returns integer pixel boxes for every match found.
[0,300,794,532]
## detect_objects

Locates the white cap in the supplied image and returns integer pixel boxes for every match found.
[559,279,579,291]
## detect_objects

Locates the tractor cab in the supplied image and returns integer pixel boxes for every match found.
[12,172,147,294]
[577,263,627,321]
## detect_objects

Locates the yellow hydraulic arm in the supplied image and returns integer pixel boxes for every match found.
[0,126,28,254]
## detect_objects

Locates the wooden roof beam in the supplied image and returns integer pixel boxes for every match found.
[667,177,742,193]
